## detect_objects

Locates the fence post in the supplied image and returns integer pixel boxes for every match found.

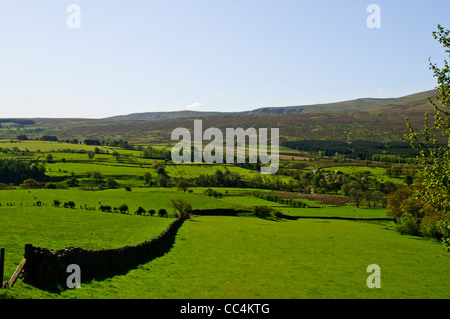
[0,248,4,288]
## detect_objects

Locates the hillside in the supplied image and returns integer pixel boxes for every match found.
[107,110,230,121]
[106,89,437,120]
[241,89,437,115]
[0,89,439,144]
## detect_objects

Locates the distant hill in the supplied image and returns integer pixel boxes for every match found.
[0,88,440,144]
[107,110,230,121]
[106,89,437,120]
[242,89,437,115]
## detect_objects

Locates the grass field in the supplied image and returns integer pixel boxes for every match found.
[325,165,406,184]
[0,139,448,300]
[0,188,239,214]
[0,140,110,153]
[2,215,449,299]
[0,205,175,280]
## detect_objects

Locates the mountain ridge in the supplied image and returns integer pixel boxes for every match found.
[105,89,437,121]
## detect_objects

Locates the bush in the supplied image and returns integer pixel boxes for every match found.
[252,206,281,220]
[106,178,118,189]
[20,179,42,189]
[148,209,156,216]
[64,201,76,209]
[99,205,112,212]
[204,188,222,198]
[395,213,420,236]
[421,211,450,240]
[45,182,57,189]
[158,208,168,217]
[118,204,129,214]
[135,206,146,215]
[0,182,15,190]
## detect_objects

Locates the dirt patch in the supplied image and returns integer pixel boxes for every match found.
[276,193,351,206]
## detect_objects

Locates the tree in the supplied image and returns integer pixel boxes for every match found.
[90,171,104,186]
[17,134,28,140]
[169,199,192,218]
[404,175,414,186]
[177,179,191,192]
[143,172,152,186]
[363,190,373,208]
[158,208,168,217]
[158,175,169,187]
[349,188,364,208]
[112,151,120,161]
[66,176,79,188]
[404,25,450,250]
[118,204,129,214]
[373,190,386,208]
[106,177,118,189]
[46,154,53,163]
[135,206,146,215]
[386,188,414,220]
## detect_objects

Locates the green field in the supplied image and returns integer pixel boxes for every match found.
[0,188,239,214]
[0,205,175,281]
[2,215,449,299]
[0,140,448,300]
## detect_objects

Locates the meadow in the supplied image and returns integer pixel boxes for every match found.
[0,139,449,299]
[2,215,449,299]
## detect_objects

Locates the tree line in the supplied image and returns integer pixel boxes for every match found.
[282,140,423,160]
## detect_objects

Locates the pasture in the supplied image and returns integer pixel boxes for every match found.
[0,139,448,300]
[2,215,449,299]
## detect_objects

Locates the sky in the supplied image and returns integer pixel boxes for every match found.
[0,0,449,118]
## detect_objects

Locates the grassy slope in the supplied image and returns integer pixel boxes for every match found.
[0,206,175,280]
[5,216,449,299]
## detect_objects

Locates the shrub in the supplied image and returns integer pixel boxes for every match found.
[64,201,76,209]
[204,188,222,198]
[99,205,112,212]
[158,208,168,217]
[0,182,14,190]
[135,206,146,215]
[118,204,129,214]
[395,213,420,236]
[148,209,156,216]
[106,177,118,189]
[45,182,57,189]
[421,211,450,240]
[20,179,41,189]
[252,206,281,220]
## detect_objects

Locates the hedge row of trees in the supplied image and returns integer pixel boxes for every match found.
[252,191,308,208]
[48,199,176,218]
[0,159,46,185]
[282,140,422,161]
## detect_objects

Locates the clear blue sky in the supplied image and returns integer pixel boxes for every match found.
[0,0,449,118]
